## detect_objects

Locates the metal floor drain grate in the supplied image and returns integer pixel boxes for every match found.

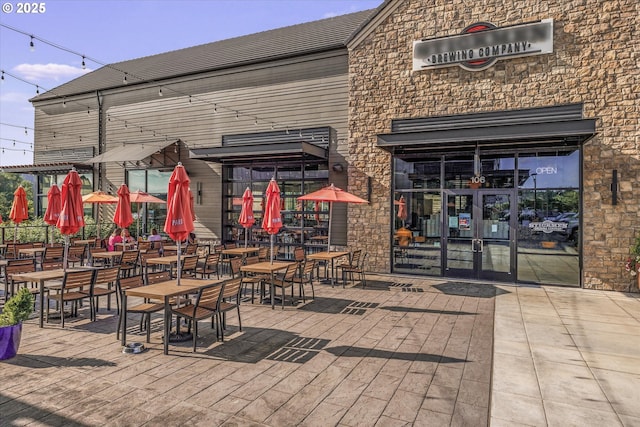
[401,287,424,292]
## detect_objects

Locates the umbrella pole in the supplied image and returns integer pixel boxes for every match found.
[14,224,18,246]
[270,234,274,264]
[176,242,182,285]
[245,227,248,248]
[63,235,69,270]
[327,202,333,252]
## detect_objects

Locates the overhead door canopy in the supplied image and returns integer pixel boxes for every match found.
[84,139,178,164]
[377,104,597,155]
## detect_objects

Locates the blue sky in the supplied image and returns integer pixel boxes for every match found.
[0,0,382,166]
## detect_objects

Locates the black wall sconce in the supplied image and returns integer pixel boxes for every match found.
[332,163,344,173]
[366,176,372,202]
[196,181,202,205]
[611,169,618,205]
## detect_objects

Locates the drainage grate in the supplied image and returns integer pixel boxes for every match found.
[401,287,424,292]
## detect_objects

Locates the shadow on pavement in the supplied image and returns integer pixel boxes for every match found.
[324,345,467,363]
[380,306,477,315]
[4,354,117,368]
[433,281,510,298]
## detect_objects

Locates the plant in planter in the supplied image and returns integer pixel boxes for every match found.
[0,287,35,360]
[624,234,640,291]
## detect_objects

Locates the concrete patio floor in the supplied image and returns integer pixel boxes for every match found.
[0,273,638,426]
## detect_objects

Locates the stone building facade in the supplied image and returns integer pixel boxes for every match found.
[346,0,638,291]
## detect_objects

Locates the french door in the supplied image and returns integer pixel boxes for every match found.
[445,190,515,281]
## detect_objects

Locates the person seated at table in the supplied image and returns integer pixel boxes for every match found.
[148,228,162,242]
[107,228,123,251]
[121,228,135,245]
[187,232,197,245]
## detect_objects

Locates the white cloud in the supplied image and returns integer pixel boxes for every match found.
[0,91,30,103]
[12,63,91,82]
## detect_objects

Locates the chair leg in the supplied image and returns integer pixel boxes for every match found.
[192,320,198,352]
[236,305,242,332]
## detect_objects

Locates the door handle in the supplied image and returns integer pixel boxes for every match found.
[478,239,483,253]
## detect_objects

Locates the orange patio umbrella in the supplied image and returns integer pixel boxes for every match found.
[9,185,29,244]
[262,179,282,262]
[238,187,255,248]
[163,163,194,284]
[113,184,134,229]
[44,184,62,246]
[82,190,118,239]
[57,169,85,269]
[298,183,368,251]
[129,190,166,237]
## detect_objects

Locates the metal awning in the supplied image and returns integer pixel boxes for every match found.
[189,141,328,163]
[377,104,597,154]
[0,162,93,174]
[83,139,177,164]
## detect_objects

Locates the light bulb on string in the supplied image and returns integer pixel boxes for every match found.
[1,71,4,82]
[158,87,163,97]
[24,127,27,135]
[188,95,192,104]
[255,118,258,126]
[36,85,40,95]
[286,127,289,134]
[12,140,16,146]
[214,104,217,113]
[62,99,66,108]
[29,36,35,52]
[235,111,239,120]
[81,56,86,70]
[123,73,128,84]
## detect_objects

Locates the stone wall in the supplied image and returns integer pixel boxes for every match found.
[347,0,639,291]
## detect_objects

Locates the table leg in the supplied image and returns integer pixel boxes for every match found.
[271,271,275,310]
[164,297,170,355]
[39,280,44,328]
[121,294,127,346]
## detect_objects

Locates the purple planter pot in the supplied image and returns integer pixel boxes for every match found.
[0,323,23,360]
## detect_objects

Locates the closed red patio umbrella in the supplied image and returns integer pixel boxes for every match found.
[163,163,194,284]
[262,179,282,262]
[44,184,62,245]
[298,183,368,251]
[57,169,85,268]
[113,184,134,229]
[9,185,29,245]
[238,187,255,248]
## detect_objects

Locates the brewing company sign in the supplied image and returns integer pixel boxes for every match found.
[413,19,553,72]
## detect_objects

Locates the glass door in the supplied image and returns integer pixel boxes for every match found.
[445,190,514,280]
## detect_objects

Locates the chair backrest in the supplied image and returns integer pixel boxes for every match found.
[221,277,242,302]
[41,261,65,271]
[67,245,86,261]
[350,250,362,266]
[229,257,242,278]
[301,259,316,277]
[185,244,197,255]
[146,270,171,285]
[244,255,259,265]
[117,274,144,295]
[5,258,36,280]
[195,282,224,311]
[225,242,237,250]
[181,255,199,275]
[94,266,121,287]
[280,263,297,282]
[43,246,64,261]
[139,249,160,266]
[119,250,139,265]
[62,269,95,292]
[213,244,224,254]
[257,246,269,261]
[137,241,151,251]
[359,252,368,269]
[294,247,305,262]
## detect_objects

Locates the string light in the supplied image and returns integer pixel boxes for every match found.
[62,99,66,108]
[36,85,40,95]
[1,71,4,82]
[29,36,35,51]
[158,87,163,97]
[235,111,239,120]
[123,73,128,84]
[81,56,86,69]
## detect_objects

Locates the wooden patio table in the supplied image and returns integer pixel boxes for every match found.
[240,261,298,309]
[307,251,350,287]
[11,267,96,328]
[18,247,47,258]
[122,278,222,355]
